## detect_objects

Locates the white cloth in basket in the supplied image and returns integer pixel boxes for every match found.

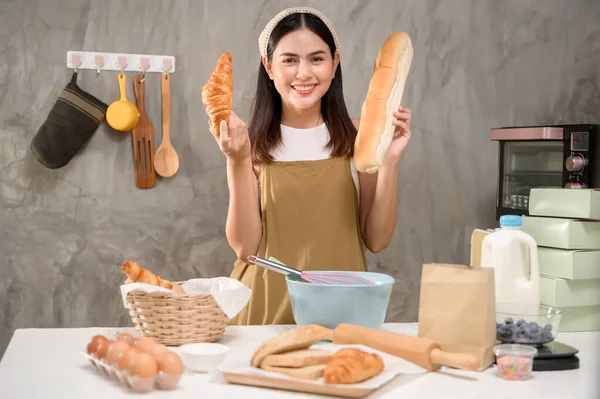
[120,277,251,319]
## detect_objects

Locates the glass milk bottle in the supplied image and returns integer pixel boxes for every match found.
[481,215,540,314]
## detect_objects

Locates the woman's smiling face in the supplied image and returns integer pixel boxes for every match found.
[264,27,339,112]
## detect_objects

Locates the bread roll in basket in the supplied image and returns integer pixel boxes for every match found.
[121,261,230,346]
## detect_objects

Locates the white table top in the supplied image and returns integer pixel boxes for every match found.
[0,323,597,398]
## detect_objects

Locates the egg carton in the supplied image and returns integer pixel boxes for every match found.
[81,352,181,392]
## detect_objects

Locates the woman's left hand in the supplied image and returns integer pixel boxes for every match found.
[384,106,412,162]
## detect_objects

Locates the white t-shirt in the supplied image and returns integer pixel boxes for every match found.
[270,123,360,193]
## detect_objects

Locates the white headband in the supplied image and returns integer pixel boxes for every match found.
[258,7,341,58]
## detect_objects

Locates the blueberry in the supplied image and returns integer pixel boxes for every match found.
[515,325,524,333]
[516,319,526,327]
[505,317,514,325]
[530,325,540,335]
[544,324,553,331]
[542,329,553,339]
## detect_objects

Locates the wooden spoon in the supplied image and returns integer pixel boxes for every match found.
[132,74,156,189]
[106,73,140,132]
[154,72,179,177]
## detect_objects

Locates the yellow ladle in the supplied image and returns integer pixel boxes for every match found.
[106,73,140,132]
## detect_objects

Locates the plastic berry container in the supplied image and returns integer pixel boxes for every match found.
[494,344,537,381]
[496,304,562,346]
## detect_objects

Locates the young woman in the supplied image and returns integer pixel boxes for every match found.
[210,7,413,325]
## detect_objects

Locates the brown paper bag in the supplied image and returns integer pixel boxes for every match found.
[418,263,496,371]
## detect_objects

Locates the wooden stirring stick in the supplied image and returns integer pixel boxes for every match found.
[154,72,179,177]
[132,74,156,189]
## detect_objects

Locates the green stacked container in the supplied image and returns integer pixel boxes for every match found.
[521,189,600,332]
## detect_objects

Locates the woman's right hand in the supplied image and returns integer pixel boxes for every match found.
[211,111,251,163]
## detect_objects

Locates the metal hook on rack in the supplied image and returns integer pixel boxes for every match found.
[139,57,150,83]
[70,53,82,73]
[93,54,104,77]
[116,55,128,75]
[161,58,172,78]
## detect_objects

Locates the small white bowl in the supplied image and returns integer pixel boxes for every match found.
[179,343,229,373]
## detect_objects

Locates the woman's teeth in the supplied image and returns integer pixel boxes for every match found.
[293,85,316,91]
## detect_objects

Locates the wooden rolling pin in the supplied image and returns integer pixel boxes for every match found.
[332,323,479,372]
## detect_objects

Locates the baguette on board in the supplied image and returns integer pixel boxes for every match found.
[354,31,413,174]
[251,324,332,368]
[261,349,334,368]
[261,364,327,380]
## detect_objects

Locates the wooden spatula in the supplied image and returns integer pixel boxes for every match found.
[132,74,156,189]
[154,72,179,177]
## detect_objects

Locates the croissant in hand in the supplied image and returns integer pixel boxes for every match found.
[324,348,385,384]
[121,260,174,290]
[202,52,233,139]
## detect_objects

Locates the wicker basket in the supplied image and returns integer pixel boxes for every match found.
[124,283,230,346]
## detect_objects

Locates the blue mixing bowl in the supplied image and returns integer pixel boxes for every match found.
[286,271,395,329]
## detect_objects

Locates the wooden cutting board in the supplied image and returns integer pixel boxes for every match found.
[132,74,156,189]
[221,371,376,398]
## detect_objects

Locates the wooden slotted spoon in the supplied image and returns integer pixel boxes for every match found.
[154,72,179,177]
[131,74,156,189]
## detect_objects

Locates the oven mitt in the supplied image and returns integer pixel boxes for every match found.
[30,72,108,169]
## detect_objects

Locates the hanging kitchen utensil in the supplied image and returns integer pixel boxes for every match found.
[131,74,156,189]
[154,71,179,177]
[247,256,375,285]
[30,71,108,169]
[106,72,140,132]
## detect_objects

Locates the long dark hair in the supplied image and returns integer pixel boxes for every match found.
[249,13,357,164]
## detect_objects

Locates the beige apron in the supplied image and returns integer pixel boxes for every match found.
[230,156,367,325]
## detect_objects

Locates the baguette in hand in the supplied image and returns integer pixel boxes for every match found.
[354,31,413,174]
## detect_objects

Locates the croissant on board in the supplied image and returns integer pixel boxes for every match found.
[323,348,385,384]
[202,52,233,139]
[121,260,174,290]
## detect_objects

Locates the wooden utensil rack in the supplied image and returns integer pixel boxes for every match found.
[66,51,176,74]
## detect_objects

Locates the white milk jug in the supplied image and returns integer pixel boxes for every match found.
[481,215,540,314]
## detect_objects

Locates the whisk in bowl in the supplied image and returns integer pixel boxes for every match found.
[246,256,375,286]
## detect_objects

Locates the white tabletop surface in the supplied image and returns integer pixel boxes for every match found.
[0,323,597,398]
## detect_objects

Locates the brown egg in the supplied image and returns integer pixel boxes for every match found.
[87,335,108,356]
[129,375,154,392]
[96,339,114,361]
[117,332,135,345]
[135,337,158,354]
[118,347,139,371]
[128,352,159,392]
[149,344,169,360]
[157,351,184,375]
[106,340,131,366]
[129,352,158,379]
[156,351,184,390]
